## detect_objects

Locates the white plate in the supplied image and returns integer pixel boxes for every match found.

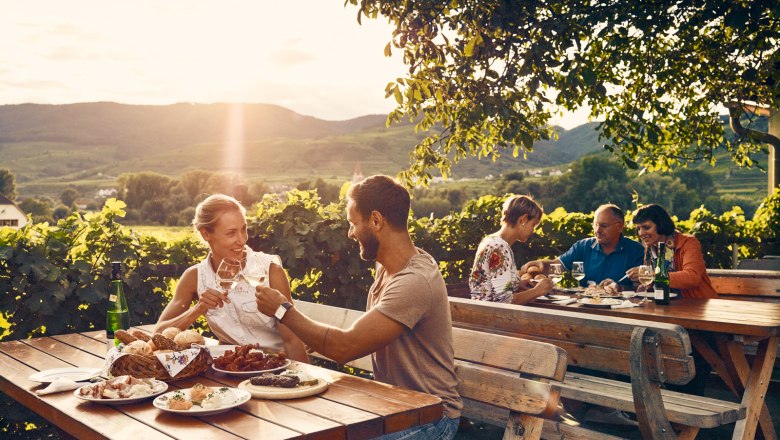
[621,291,636,298]
[238,378,329,400]
[28,367,102,384]
[577,298,623,308]
[209,345,291,376]
[74,378,168,404]
[536,294,571,302]
[153,387,251,416]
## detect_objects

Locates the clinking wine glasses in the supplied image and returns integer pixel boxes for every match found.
[211,258,242,317]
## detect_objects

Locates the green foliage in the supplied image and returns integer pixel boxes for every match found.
[2,189,778,342]
[0,198,203,341]
[347,0,779,185]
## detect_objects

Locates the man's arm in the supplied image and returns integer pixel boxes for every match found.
[255,286,404,365]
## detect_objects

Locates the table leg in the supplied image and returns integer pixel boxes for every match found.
[690,333,739,395]
[720,335,778,440]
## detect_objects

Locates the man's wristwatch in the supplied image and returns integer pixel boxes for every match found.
[274,302,292,321]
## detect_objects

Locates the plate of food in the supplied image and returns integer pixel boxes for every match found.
[210,344,291,377]
[153,384,251,416]
[74,376,168,404]
[29,367,102,384]
[238,369,329,399]
[577,298,623,308]
[536,294,572,302]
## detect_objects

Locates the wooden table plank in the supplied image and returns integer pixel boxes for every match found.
[532,297,780,337]
[0,349,173,440]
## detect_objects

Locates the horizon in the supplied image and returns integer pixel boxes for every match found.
[1,0,591,129]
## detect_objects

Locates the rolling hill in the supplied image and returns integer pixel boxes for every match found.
[0,102,767,200]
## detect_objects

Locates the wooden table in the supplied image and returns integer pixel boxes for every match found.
[0,327,443,440]
[531,295,780,440]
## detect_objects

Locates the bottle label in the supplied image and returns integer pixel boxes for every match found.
[109,294,117,302]
[654,288,664,300]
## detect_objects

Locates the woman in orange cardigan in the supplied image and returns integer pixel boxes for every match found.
[627,204,717,298]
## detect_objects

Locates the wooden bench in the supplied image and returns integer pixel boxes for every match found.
[447,297,746,440]
[707,269,780,303]
[294,300,568,439]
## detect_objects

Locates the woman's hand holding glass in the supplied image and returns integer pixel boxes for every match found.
[207,258,240,316]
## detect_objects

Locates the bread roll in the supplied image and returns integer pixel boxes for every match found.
[526,265,541,276]
[161,327,181,340]
[174,329,205,348]
[114,329,137,345]
[534,274,547,280]
[123,340,153,357]
[519,272,532,281]
[151,333,180,351]
[129,329,151,342]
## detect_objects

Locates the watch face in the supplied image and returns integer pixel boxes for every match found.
[274,303,289,320]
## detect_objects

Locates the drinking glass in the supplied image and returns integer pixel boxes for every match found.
[637,264,654,305]
[571,261,585,289]
[242,257,268,288]
[216,258,242,291]
[549,263,563,286]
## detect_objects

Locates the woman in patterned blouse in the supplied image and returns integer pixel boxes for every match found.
[469,195,554,304]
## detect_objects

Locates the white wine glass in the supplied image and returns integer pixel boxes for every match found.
[571,261,585,290]
[549,263,563,286]
[242,257,268,288]
[216,258,242,291]
[637,265,654,304]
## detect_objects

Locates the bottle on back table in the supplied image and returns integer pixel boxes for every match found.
[106,261,130,347]
[653,243,670,305]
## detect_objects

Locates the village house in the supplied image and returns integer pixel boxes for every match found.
[0,194,27,229]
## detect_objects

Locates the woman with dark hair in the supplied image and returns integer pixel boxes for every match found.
[469,195,554,304]
[628,204,717,298]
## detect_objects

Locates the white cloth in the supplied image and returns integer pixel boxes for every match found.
[197,247,284,351]
[36,378,83,395]
[553,297,578,305]
[612,300,639,309]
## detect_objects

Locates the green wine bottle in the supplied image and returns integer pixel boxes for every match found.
[653,242,671,305]
[106,261,130,347]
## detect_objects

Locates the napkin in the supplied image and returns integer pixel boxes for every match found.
[35,378,83,395]
[612,300,639,309]
[553,297,578,305]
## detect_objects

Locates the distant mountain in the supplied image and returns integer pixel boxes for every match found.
[0,102,764,199]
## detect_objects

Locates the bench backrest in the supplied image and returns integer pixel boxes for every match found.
[448,297,695,385]
[707,269,780,301]
[294,300,567,426]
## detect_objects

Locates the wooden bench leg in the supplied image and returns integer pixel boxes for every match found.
[630,327,677,440]
[673,424,700,440]
[504,412,543,440]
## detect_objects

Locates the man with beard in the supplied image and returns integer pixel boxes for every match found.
[255,175,462,439]
[522,204,644,289]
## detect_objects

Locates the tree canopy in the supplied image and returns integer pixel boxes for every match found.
[347,0,780,184]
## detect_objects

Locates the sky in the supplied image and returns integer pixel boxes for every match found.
[1,0,588,128]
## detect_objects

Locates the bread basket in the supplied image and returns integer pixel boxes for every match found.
[108,346,210,381]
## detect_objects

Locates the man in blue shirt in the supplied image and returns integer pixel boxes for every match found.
[522,204,644,288]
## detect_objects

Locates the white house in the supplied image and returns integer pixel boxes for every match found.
[0,194,27,229]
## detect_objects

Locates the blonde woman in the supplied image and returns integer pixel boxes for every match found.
[469,195,553,304]
[155,194,308,362]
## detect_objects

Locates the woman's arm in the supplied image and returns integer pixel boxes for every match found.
[154,266,228,333]
[268,263,309,363]
[511,277,554,304]
[670,235,708,290]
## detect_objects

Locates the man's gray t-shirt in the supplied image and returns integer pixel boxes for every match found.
[367,249,463,419]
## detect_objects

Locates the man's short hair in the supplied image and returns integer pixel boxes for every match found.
[347,175,410,230]
[596,204,625,222]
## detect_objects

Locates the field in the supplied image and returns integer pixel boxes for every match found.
[128,225,198,241]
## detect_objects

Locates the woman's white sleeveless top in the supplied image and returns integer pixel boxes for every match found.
[197,248,284,351]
